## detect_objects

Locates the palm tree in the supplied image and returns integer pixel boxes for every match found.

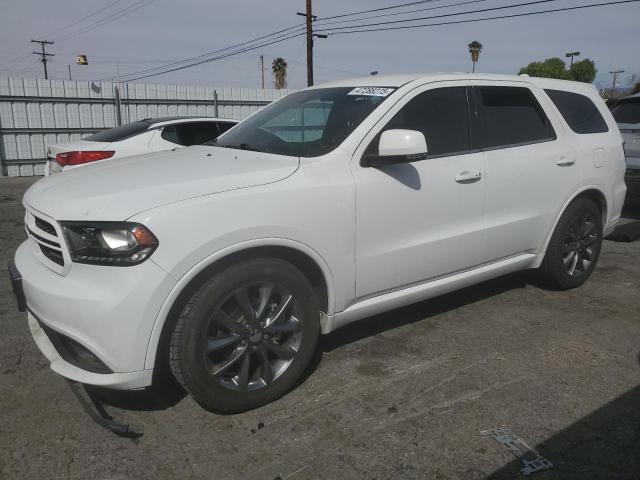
[272,57,288,90]
[468,41,483,73]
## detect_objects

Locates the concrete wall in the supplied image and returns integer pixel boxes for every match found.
[0,77,293,176]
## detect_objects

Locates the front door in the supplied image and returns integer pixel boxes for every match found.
[352,82,487,299]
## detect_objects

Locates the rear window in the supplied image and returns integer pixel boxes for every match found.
[84,121,149,142]
[611,97,640,124]
[545,89,608,134]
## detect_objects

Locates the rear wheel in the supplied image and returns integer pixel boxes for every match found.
[540,198,603,290]
[169,258,320,413]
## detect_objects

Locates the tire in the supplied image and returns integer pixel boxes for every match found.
[539,198,603,290]
[169,257,320,413]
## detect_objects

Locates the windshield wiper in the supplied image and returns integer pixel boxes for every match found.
[217,143,263,152]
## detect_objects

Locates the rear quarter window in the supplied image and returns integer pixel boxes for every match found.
[84,121,149,142]
[545,89,609,134]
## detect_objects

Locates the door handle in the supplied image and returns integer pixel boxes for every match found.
[455,171,483,184]
[556,157,575,167]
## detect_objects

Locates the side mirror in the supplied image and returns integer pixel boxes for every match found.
[362,129,428,168]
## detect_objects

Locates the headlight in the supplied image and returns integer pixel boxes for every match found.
[61,222,158,266]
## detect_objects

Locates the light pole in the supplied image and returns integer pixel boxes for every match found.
[565,51,580,68]
[610,70,625,98]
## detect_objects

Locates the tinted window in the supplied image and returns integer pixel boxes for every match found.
[545,89,608,134]
[216,87,393,157]
[371,87,471,157]
[611,97,640,124]
[216,121,236,136]
[161,122,220,146]
[85,121,149,142]
[477,86,555,148]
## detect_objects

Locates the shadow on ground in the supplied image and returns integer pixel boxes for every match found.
[88,271,530,415]
[488,360,640,479]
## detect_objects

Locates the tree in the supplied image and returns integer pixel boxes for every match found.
[570,59,597,83]
[468,41,482,73]
[272,57,288,90]
[518,57,598,83]
[518,58,571,80]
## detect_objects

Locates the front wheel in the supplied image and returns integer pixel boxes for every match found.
[169,258,320,413]
[539,198,603,290]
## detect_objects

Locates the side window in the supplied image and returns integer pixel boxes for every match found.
[160,125,179,144]
[545,89,609,134]
[216,122,236,136]
[476,86,555,149]
[176,122,220,146]
[368,86,471,157]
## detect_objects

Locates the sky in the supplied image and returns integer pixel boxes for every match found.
[0,0,638,90]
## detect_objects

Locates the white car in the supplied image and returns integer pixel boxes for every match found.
[611,92,640,196]
[45,116,238,175]
[11,74,626,423]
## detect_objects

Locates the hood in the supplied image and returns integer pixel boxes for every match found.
[25,146,299,220]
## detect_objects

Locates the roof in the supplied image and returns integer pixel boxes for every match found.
[312,73,599,95]
[140,116,238,127]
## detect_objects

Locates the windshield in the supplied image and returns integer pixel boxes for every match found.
[214,87,395,157]
[612,98,640,124]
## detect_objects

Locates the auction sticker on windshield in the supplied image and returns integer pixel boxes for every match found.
[347,87,395,97]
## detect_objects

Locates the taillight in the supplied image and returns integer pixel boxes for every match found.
[55,151,115,166]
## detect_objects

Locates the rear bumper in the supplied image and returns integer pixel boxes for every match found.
[625,166,640,197]
[14,239,176,389]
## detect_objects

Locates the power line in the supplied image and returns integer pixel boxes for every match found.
[42,0,124,38]
[313,0,488,27]
[315,0,640,35]
[315,0,565,33]
[316,0,448,21]
[121,32,306,82]
[52,0,156,42]
[110,23,305,81]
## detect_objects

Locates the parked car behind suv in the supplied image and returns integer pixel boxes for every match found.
[10,74,626,417]
[611,92,640,196]
[45,116,238,175]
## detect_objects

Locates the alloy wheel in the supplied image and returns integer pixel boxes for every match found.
[562,213,598,277]
[204,283,303,392]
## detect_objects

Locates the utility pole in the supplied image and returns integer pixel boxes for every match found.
[31,39,54,79]
[565,51,580,68]
[297,0,316,87]
[609,70,625,97]
[259,55,265,89]
[68,64,72,81]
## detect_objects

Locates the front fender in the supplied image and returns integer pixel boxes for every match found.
[143,237,335,370]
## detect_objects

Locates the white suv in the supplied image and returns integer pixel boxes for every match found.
[10,74,626,416]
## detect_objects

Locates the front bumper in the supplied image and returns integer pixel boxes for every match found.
[14,240,177,389]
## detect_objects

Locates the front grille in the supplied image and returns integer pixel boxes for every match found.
[26,212,66,268]
[35,217,57,237]
[40,244,64,266]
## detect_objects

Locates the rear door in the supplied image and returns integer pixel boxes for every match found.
[471,81,577,262]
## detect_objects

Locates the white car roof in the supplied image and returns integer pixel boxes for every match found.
[146,117,238,128]
[313,72,600,96]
